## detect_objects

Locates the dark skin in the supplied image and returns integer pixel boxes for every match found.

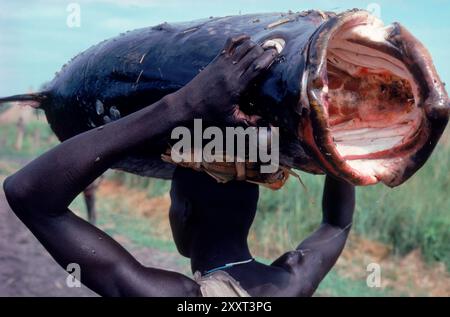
[3,35,355,297]
[170,168,354,296]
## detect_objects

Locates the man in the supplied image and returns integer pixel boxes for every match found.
[3,35,355,296]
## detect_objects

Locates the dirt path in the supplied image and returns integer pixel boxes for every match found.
[0,189,184,297]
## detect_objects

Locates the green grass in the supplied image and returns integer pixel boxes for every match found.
[317,270,397,297]
[251,133,450,269]
[102,129,450,270]
[68,190,396,297]
[0,117,58,159]
[109,172,171,198]
[1,120,449,272]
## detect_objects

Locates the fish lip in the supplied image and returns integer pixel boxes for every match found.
[301,10,450,187]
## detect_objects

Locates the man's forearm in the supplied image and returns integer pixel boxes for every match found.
[5,93,191,214]
[288,176,355,296]
[296,176,355,252]
[322,175,355,229]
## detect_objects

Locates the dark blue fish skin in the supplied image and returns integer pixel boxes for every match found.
[40,11,331,178]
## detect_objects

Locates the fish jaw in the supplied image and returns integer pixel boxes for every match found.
[301,10,449,187]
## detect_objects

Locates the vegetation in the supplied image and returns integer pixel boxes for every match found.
[0,117,448,284]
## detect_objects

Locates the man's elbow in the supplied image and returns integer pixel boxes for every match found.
[3,174,34,214]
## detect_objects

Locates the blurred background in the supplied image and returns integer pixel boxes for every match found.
[0,0,449,296]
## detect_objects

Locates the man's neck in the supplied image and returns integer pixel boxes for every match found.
[190,240,252,274]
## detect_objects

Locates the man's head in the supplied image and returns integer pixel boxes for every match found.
[169,167,259,258]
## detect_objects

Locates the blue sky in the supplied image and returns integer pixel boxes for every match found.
[0,0,449,96]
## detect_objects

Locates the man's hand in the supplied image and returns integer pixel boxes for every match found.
[176,35,278,126]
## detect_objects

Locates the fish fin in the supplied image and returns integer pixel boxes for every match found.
[0,92,48,109]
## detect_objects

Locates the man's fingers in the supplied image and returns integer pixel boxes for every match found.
[240,48,278,84]
[237,45,265,72]
[232,40,257,62]
[243,114,263,126]
[223,35,251,55]
[225,105,263,127]
[252,48,278,72]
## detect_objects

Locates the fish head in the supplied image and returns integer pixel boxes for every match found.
[300,10,449,187]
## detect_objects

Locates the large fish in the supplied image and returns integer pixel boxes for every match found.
[1,9,449,187]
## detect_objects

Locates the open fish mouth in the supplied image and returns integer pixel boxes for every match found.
[301,11,449,187]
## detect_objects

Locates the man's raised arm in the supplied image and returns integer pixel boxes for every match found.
[3,36,277,296]
[272,175,355,296]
